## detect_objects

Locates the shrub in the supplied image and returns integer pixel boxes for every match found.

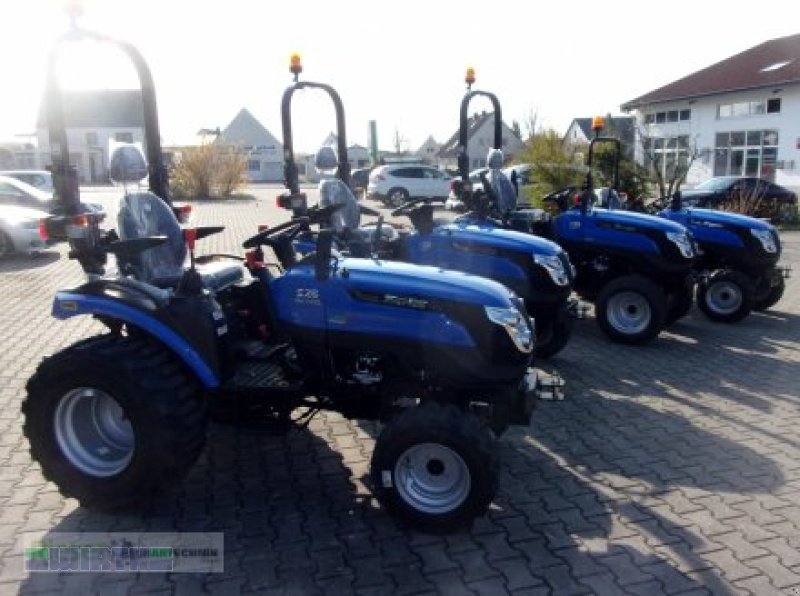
[170,144,247,199]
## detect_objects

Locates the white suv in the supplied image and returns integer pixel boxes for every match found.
[367,165,451,207]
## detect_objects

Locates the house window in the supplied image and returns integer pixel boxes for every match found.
[647,135,690,181]
[644,114,655,125]
[247,160,260,171]
[713,129,778,180]
[766,98,781,113]
[679,109,691,121]
[86,132,98,147]
[717,99,779,119]
[114,132,133,143]
[646,110,690,125]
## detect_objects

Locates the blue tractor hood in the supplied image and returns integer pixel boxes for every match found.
[590,207,688,233]
[332,257,516,307]
[437,220,563,256]
[665,207,776,232]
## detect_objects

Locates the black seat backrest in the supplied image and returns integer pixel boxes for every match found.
[109,144,148,183]
[315,146,360,233]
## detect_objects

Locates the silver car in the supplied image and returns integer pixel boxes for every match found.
[0,205,52,258]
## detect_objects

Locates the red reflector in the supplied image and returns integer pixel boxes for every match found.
[258,224,269,232]
[572,193,581,205]
[275,195,282,208]
[184,228,197,250]
[38,219,48,241]
[175,204,192,223]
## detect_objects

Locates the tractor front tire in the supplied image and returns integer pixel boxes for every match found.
[595,274,667,344]
[371,402,497,533]
[23,335,207,511]
[696,269,753,323]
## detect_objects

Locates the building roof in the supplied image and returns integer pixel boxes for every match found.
[437,112,517,158]
[622,33,800,109]
[416,135,439,154]
[217,108,281,150]
[567,116,635,144]
[37,89,145,128]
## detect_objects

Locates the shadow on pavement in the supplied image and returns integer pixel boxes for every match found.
[0,251,61,272]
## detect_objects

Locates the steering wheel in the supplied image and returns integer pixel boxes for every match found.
[242,216,310,249]
[390,197,430,217]
[542,186,581,212]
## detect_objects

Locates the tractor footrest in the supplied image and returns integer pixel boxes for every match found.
[226,360,296,391]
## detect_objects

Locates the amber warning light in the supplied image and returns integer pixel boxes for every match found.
[290,52,302,76]
[591,116,605,132]
[465,67,476,85]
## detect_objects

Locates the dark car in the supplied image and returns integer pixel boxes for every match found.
[680,176,798,221]
[349,167,372,198]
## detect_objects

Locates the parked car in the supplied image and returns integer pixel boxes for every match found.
[0,175,104,218]
[0,170,54,193]
[367,164,451,207]
[0,205,53,258]
[679,176,798,221]
[445,168,488,211]
[349,167,372,198]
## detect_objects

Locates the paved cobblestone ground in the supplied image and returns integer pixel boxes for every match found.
[1,189,798,595]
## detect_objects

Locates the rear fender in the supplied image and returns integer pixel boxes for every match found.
[52,291,220,388]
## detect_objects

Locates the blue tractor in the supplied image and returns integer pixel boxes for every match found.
[456,103,697,344]
[23,36,556,533]
[565,123,791,323]
[281,65,578,359]
[655,192,790,323]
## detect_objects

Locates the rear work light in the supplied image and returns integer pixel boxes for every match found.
[174,204,193,223]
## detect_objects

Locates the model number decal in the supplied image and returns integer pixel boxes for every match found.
[295,288,321,305]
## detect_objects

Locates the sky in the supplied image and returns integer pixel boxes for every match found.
[3,0,799,154]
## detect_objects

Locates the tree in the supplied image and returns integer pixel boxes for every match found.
[392,128,408,154]
[513,128,585,205]
[511,120,522,140]
[521,109,539,142]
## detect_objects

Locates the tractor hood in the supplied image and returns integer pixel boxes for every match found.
[672,207,776,232]
[591,207,688,234]
[334,257,516,308]
[437,220,563,256]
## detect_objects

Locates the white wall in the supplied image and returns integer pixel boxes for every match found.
[36,126,145,183]
[630,84,800,191]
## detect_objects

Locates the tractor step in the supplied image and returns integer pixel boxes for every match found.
[534,370,565,401]
[226,360,298,392]
[567,298,590,319]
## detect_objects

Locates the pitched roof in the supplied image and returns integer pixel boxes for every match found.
[567,117,636,144]
[37,89,145,128]
[416,135,439,154]
[622,33,800,109]
[437,112,505,158]
[217,108,281,149]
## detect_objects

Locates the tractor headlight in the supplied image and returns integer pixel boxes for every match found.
[485,306,534,354]
[666,231,694,258]
[533,254,570,286]
[750,228,777,254]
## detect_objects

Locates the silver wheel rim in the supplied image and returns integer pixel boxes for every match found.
[54,388,134,477]
[606,291,651,335]
[705,281,743,315]
[389,191,406,206]
[394,443,470,514]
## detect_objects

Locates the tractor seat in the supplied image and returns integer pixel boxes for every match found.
[117,191,245,292]
[485,148,517,216]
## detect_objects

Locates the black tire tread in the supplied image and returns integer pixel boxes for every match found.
[595,274,667,344]
[23,334,206,511]
[371,401,497,533]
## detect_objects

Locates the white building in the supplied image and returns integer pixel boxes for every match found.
[621,33,800,191]
[216,108,283,183]
[36,89,146,183]
[415,135,440,164]
[436,112,525,172]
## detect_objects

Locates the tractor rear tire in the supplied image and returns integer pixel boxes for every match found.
[371,402,497,533]
[23,335,206,511]
[595,274,667,344]
[696,269,753,323]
